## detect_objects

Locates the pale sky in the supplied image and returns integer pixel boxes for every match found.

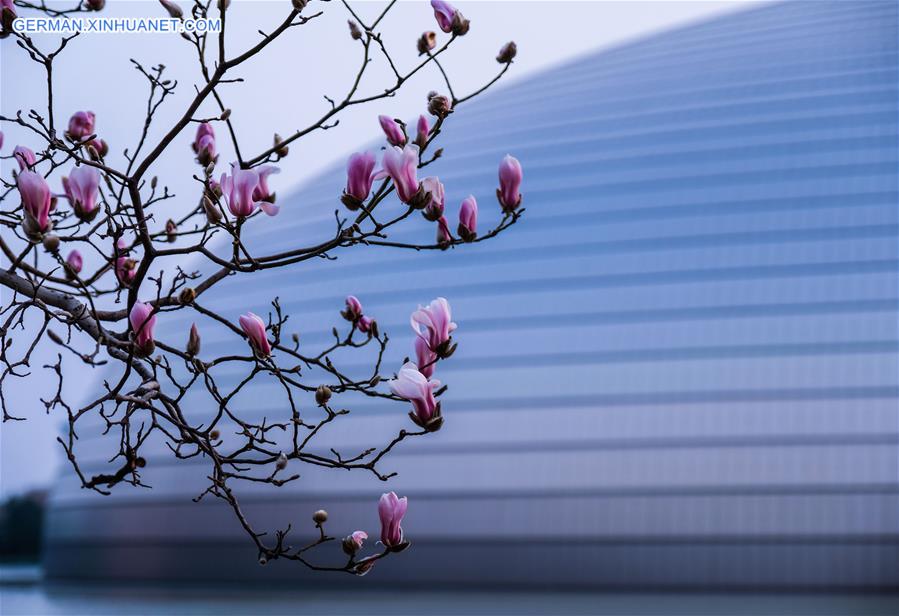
[0,0,766,497]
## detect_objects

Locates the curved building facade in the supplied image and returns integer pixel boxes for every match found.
[44,1,898,588]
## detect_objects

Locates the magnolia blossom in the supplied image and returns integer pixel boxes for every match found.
[13,146,36,171]
[0,0,15,32]
[343,295,363,322]
[239,312,271,357]
[430,0,457,33]
[411,297,456,354]
[220,165,279,218]
[358,315,375,334]
[17,171,52,235]
[62,166,101,221]
[414,114,430,149]
[415,335,437,379]
[192,122,217,166]
[420,176,445,221]
[378,115,406,146]
[344,152,377,207]
[497,154,522,212]
[389,362,441,423]
[251,165,279,208]
[380,144,420,204]
[66,111,96,141]
[129,301,157,356]
[65,250,83,275]
[378,491,408,548]
[350,530,368,550]
[458,195,478,241]
[115,256,137,287]
[436,215,452,245]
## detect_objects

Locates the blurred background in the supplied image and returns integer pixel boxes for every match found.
[1,0,897,614]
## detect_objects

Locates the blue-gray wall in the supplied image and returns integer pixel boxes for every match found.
[44,1,899,588]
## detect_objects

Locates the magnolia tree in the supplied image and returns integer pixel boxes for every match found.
[0,0,523,574]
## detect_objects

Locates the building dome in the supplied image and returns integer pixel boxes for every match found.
[44,1,898,588]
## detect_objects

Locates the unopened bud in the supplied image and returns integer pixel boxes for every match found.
[342,535,359,556]
[87,0,105,10]
[159,0,183,19]
[291,333,300,344]
[312,509,328,524]
[220,108,231,120]
[186,323,201,356]
[291,0,308,10]
[209,429,220,440]
[150,176,158,189]
[417,31,436,55]
[348,20,363,40]
[275,452,288,470]
[427,94,452,118]
[258,557,267,566]
[165,219,177,242]
[86,144,99,160]
[315,385,332,406]
[135,457,147,468]
[42,234,60,252]
[496,41,517,64]
[204,161,216,176]
[273,134,289,158]
[179,287,196,304]
[202,196,222,224]
[218,0,230,10]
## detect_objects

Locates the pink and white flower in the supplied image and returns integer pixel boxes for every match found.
[129,301,157,356]
[378,491,408,548]
[389,361,441,423]
[62,165,101,221]
[410,297,456,354]
[239,312,271,357]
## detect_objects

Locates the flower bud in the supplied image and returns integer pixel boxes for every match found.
[312,509,328,524]
[273,134,289,158]
[239,312,271,357]
[158,0,182,19]
[65,250,83,277]
[179,287,197,304]
[420,176,445,222]
[451,10,470,36]
[427,93,452,118]
[209,429,220,440]
[202,195,222,224]
[496,41,517,64]
[13,146,36,171]
[292,0,308,11]
[88,138,109,158]
[417,31,437,55]
[65,111,95,142]
[381,144,422,204]
[86,0,105,11]
[378,115,406,147]
[275,452,288,470]
[436,216,452,247]
[497,154,523,213]
[342,295,363,322]
[414,114,430,150]
[315,385,332,406]
[165,219,177,243]
[186,323,201,356]
[129,301,157,357]
[1,0,17,36]
[42,234,60,252]
[342,530,368,555]
[457,195,478,242]
[358,316,376,335]
[348,20,363,40]
[192,123,217,167]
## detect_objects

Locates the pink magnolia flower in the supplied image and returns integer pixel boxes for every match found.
[497,154,522,212]
[220,165,279,218]
[115,251,138,287]
[436,215,452,245]
[389,362,441,423]
[192,122,217,166]
[17,171,53,234]
[411,297,456,354]
[343,295,363,322]
[415,335,437,379]
[350,530,368,549]
[251,165,280,213]
[378,491,408,548]
[66,111,96,141]
[129,301,157,356]
[13,146,36,171]
[344,152,377,205]
[358,315,375,334]
[0,130,3,150]
[66,250,83,275]
[239,312,271,357]
[380,144,420,204]
[0,0,16,30]
[62,165,101,221]
[415,114,430,149]
[378,115,406,147]
[430,0,457,33]
[457,195,478,241]
[420,176,444,221]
